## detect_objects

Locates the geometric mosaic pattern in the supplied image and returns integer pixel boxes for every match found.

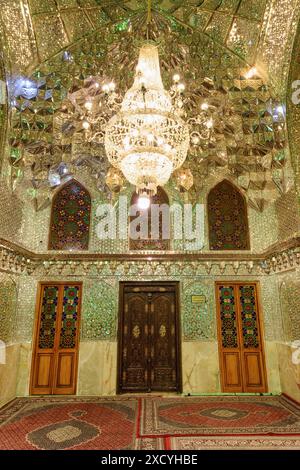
[208,180,250,251]
[0,1,282,75]
[287,10,300,186]
[0,276,17,344]
[70,276,228,342]
[279,277,300,342]
[182,281,214,341]
[49,180,91,251]
[81,280,117,341]
[4,1,289,214]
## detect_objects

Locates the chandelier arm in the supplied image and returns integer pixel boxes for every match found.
[146,0,152,40]
[90,131,105,143]
[147,0,152,24]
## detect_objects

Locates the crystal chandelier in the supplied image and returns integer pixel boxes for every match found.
[104,43,190,197]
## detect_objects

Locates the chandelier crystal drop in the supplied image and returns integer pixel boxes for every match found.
[104,44,190,196]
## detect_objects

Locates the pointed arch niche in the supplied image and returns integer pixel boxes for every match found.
[129,186,170,251]
[207,180,250,251]
[48,179,91,250]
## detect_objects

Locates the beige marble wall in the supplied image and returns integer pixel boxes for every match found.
[16,340,223,397]
[182,342,220,393]
[13,339,282,398]
[0,344,20,407]
[15,340,118,397]
[277,342,300,403]
[16,342,32,398]
[77,341,118,396]
[265,341,281,394]
[181,340,281,395]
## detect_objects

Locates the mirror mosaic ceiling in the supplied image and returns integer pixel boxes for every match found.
[0,0,299,212]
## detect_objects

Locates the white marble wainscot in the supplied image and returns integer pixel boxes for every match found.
[11,339,284,399]
[264,341,281,394]
[181,341,221,393]
[77,341,117,396]
[277,342,300,403]
[16,342,32,398]
[0,344,20,407]
[181,340,282,395]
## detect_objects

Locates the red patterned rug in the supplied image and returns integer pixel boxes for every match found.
[1,395,300,450]
[139,395,300,437]
[168,435,300,450]
[0,397,139,450]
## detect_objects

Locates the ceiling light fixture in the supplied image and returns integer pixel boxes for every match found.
[137,194,151,210]
[103,0,190,196]
[104,42,190,197]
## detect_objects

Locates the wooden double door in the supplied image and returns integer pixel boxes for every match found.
[118,282,181,393]
[216,282,267,393]
[30,282,82,395]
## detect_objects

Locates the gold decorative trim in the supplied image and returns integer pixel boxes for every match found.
[0,237,299,276]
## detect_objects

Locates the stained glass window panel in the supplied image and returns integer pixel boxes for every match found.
[218,285,238,349]
[49,180,91,250]
[38,286,59,349]
[59,285,80,349]
[208,180,250,250]
[239,285,260,349]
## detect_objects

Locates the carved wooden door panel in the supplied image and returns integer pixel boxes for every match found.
[216,282,267,393]
[150,292,178,391]
[30,282,82,395]
[118,283,181,393]
[120,291,149,392]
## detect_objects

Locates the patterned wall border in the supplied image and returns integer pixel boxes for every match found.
[0,236,299,277]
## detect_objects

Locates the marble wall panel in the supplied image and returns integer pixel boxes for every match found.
[0,344,20,407]
[277,342,300,403]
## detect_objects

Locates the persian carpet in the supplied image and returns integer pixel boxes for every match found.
[168,435,300,450]
[0,397,139,450]
[1,395,300,450]
[139,395,300,437]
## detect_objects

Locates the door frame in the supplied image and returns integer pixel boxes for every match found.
[30,281,82,395]
[117,281,182,394]
[215,280,268,393]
